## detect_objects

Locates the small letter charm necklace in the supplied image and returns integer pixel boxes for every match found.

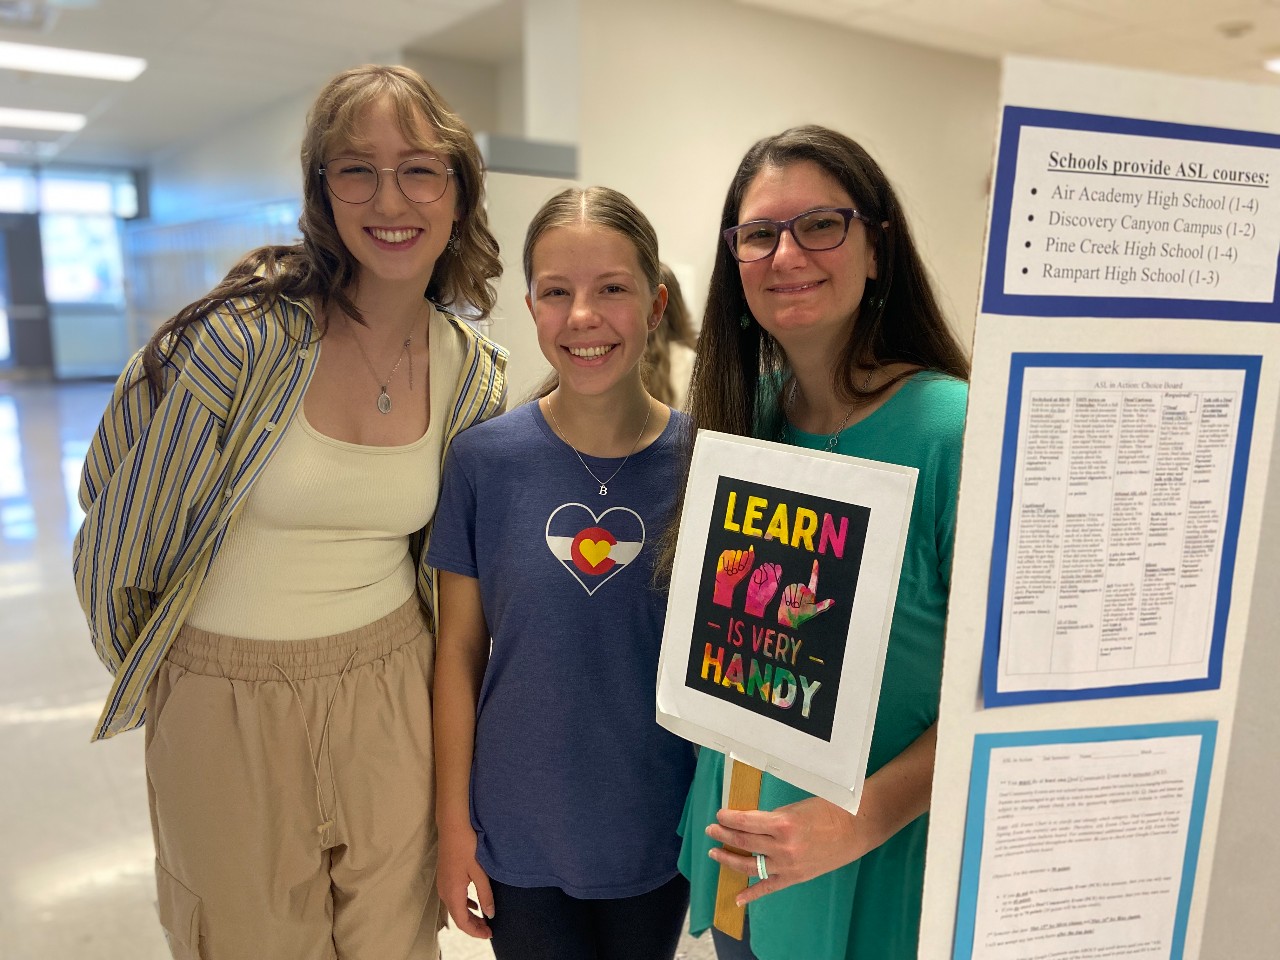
[545,396,652,495]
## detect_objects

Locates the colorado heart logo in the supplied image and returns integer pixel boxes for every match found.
[545,503,645,595]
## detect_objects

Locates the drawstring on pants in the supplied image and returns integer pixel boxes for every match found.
[271,649,360,847]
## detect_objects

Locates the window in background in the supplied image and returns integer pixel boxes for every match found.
[0,167,36,213]
[39,168,137,217]
[40,213,124,305]
[0,231,9,364]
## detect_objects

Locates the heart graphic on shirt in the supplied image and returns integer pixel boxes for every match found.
[545,503,645,595]
[578,538,613,568]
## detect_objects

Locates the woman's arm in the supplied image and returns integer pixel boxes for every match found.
[706,722,937,905]
[433,570,496,938]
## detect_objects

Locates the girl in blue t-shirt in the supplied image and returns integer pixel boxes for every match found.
[428,186,697,960]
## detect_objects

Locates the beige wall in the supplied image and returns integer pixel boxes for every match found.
[578,0,999,350]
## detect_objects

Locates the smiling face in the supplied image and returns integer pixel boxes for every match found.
[525,222,666,402]
[736,160,878,354]
[325,96,458,293]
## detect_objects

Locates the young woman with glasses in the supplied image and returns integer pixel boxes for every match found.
[429,186,697,960]
[73,64,505,959]
[672,125,970,960]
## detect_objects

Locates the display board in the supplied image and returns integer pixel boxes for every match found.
[920,58,1280,960]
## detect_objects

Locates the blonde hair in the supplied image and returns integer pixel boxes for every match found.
[642,264,697,407]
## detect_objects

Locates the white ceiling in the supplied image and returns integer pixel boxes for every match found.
[2,0,1279,168]
[0,0,511,165]
[738,0,1280,86]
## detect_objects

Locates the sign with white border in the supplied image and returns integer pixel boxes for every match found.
[656,430,916,812]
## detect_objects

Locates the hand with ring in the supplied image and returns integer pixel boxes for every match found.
[707,797,865,906]
[706,725,939,906]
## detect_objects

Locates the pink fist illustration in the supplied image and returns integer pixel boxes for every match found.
[744,562,783,618]
[713,546,755,608]
[778,559,835,628]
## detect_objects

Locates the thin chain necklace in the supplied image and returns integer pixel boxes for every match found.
[348,309,422,414]
[544,395,653,496]
[783,368,875,451]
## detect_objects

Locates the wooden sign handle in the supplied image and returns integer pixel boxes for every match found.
[712,759,763,940]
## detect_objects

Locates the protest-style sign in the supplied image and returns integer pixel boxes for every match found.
[656,430,917,812]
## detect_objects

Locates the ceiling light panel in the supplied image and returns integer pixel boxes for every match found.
[0,108,86,131]
[0,41,145,81]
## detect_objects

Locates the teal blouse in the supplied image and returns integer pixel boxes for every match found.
[677,372,968,960]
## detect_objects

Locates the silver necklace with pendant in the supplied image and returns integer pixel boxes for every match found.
[350,312,420,414]
[545,396,653,496]
[782,368,875,450]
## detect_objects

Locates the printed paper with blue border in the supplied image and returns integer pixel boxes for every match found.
[953,721,1216,960]
[977,353,1259,706]
[984,107,1280,322]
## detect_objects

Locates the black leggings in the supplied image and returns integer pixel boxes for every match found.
[487,873,690,960]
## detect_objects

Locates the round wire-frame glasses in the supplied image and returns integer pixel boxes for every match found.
[723,206,874,263]
[320,156,454,204]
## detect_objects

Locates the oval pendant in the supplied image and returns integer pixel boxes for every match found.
[377,389,392,414]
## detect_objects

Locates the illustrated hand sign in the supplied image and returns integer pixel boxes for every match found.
[713,546,755,608]
[744,562,783,618]
[777,559,835,628]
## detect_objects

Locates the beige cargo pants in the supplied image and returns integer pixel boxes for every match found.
[144,598,440,960]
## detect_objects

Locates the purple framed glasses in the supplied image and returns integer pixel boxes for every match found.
[723,206,874,263]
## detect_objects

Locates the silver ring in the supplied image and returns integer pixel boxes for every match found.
[755,852,769,881]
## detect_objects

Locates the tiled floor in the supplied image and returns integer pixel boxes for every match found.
[0,380,715,960]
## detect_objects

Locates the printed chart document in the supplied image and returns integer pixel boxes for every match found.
[984,353,1260,705]
[953,723,1216,960]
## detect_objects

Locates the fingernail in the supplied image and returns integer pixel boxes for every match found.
[484,908,495,919]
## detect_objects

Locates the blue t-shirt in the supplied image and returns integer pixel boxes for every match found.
[428,401,697,899]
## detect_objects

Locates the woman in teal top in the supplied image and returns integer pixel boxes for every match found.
[673,125,970,960]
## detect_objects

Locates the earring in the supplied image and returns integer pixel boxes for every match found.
[447,224,461,255]
[739,312,753,330]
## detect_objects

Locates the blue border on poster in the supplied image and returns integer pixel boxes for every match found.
[984,106,1280,322]
[982,352,1261,707]
[952,721,1217,960]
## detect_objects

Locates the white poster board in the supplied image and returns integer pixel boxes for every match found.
[920,58,1280,960]
[656,430,916,812]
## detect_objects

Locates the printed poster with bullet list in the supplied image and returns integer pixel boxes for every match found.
[974,101,1277,706]
[984,108,1280,321]
[656,431,916,813]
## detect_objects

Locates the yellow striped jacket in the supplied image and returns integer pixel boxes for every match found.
[73,294,507,741]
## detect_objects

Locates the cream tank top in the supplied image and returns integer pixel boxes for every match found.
[186,317,449,640]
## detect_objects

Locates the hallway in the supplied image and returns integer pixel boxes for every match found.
[0,380,712,960]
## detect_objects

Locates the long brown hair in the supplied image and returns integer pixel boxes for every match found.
[642,263,697,408]
[137,64,501,400]
[686,124,969,440]
[660,125,970,578]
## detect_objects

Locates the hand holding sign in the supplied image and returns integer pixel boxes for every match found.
[744,562,783,617]
[713,546,755,607]
[778,559,835,628]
